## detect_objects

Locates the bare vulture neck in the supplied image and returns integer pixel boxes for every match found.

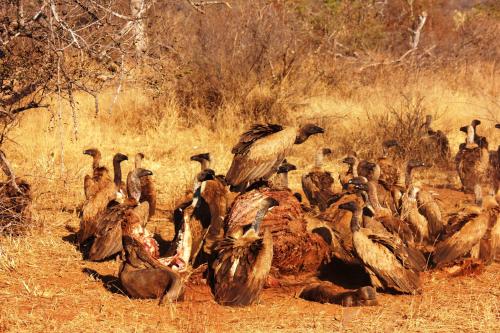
[200,159,210,171]
[128,171,142,202]
[466,125,475,146]
[350,206,362,232]
[92,151,102,170]
[278,172,289,188]
[252,204,271,233]
[405,166,415,188]
[351,160,359,177]
[367,181,383,212]
[314,150,324,169]
[113,160,123,188]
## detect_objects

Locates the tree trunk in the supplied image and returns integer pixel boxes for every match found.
[130,0,147,57]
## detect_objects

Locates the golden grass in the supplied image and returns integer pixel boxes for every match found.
[1,69,499,332]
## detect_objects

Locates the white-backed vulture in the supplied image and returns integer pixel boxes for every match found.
[338,200,422,294]
[112,153,128,203]
[339,155,359,188]
[88,168,153,261]
[132,153,157,217]
[119,235,184,303]
[377,140,404,189]
[78,150,118,245]
[225,123,324,191]
[302,148,336,211]
[400,160,443,244]
[275,159,297,189]
[0,151,32,235]
[83,148,112,200]
[208,196,278,306]
[421,115,451,163]
[433,187,499,268]
[456,123,490,193]
[167,168,229,270]
[348,177,415,246]
[226,187,331,275]
[190,152,211,171]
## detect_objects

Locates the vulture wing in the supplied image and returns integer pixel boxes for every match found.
[416,190,443,239]
[433,214,489,267]
[354,228,421,294]
[226,125,296,187]
[211,230,272,306]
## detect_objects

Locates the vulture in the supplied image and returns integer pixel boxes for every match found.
[339,155,359,188]
[119,235,184,303]
[78,150,118,245]
[433,186,499,268]
[168,168,229,270]
[208,196,278,306]
[88,168,153,261]
[299,283,378,307]
[225,123,324,191]
[400,160,443,244]
[275,159,297,189]
[131,153,156,217]
[112,153,128,203]
[190,152,211,171]
[0,150,32,234]
[301,148,336,211]
[338,200,422,294]
[421,115,451,163]
[83,148,112,200]
[376,140,404,189]
[226,187,331,276]
[348,177,415,246]
[455,124,490,193]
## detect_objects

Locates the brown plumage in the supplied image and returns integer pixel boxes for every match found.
[88,169,153,261]
[112,153,128,201]
[226,123,324,191]
[208,197,277,306]
[168,169,229,270]
[456,124,490,193]
[302,148,336,211]
[119,235,184,303]
[78,150,117,244]
[433,190,499,268]
[226,188,330,275]
[421,115,451,163]
[339,200,422,294]
[132,153,156,217]
[299,283,378,307]
[83,148,112,200]
[488,124,499,198]
[377,140,404,188]
[0,151,32,235]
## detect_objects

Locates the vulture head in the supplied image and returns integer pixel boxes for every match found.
[295,124,324,144]
[424,114,433,128]
[134,153,145,168]
[277,159,297,174]
[113,153,128,163]
[471,119,481,129]
[322,147,333,156]
[197,168,216,182]
[496,124,500,129]
[407,159,426,170]
[342,155,358,167]
[346,177,369,192]
[190,152,211,163]
[83,148,101,158]
[381,139,399,157]
[128,168,153,202]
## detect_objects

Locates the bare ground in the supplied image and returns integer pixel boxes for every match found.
[1,185,499,333]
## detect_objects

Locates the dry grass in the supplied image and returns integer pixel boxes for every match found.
[1,67,499,332]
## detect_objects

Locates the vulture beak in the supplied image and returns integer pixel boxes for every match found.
[311,125,325,135]
[459,126,468,133]
[138,169,153,178]
[83,149,93,155]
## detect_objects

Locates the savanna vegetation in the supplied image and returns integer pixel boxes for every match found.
[0,1,499,332]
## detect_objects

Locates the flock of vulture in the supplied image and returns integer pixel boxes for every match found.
[0,118,499,308]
